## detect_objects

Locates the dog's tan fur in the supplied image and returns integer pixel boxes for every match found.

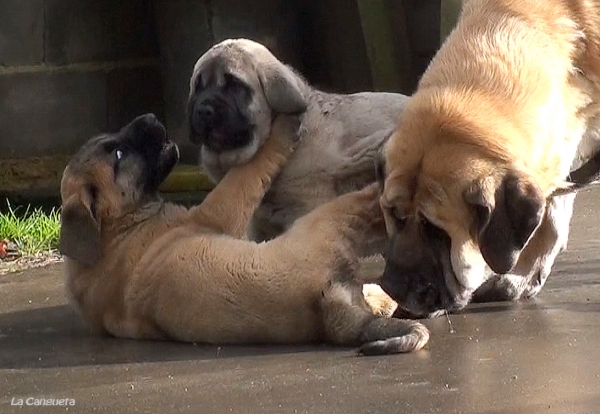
[380,0,600,312]
[60,114,428,355]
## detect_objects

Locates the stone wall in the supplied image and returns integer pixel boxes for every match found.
[0,0,163,160]
[0,0,443,198]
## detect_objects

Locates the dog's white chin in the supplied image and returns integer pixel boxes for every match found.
[450,241,489,292]
[200,139,261,182]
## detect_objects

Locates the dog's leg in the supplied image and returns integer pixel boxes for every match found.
[188,115,299,238]
[473,141,600,304]
[362,283,398,317]
[520,192,575,298]
[472,192,575,302]
[320,280,429,355]
[278,183,428,354]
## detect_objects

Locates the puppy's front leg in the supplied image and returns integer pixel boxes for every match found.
[189,115,299,237]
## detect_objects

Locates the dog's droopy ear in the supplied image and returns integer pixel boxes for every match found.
[465,172,545,274]
[258,62,308,114]
[59,191,101,266]
[187,76,206,145]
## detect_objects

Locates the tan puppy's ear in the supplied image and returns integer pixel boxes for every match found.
[258,62,308,114]
[465,172,545,274]
[59,191,101,266]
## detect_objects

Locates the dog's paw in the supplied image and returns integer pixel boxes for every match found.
[271,114,301,147]
[357,319,429,355]
[363,283,398,317]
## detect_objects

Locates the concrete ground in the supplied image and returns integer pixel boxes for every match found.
[1,188,600,414]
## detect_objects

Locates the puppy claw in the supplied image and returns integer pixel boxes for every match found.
[358,322,430,356]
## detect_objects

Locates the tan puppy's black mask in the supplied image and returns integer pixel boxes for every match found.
[380,158,600,318]
[59,114,179,267]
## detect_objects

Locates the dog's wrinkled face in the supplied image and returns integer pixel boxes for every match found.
[377,132,546,317]
[59,114,179,266]
[188,39,308,180]
[189,71,256,153]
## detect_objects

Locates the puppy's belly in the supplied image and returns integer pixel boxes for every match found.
[131,236,328,344]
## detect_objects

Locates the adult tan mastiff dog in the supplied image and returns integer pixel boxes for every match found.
[378,0,600,317]
[59,113,428,355]
[188,38,409,241]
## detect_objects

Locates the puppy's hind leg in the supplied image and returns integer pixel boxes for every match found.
[321,280,429,355]
[281,183,426,354]
[189,115,299,238]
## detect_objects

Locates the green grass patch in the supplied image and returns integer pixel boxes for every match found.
[0,200,61,256]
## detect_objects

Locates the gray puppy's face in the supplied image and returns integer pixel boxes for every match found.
[188,39,308,180]
[189,72,258,153]
[188,61,272,175]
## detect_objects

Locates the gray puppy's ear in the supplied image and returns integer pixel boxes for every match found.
[257,62,308,114]
[465,172,545,274]
[59,190,101,266]
[187,72,205,145]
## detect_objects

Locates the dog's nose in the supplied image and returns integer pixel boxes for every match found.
[197,105,215,121]
[131,113,159,128]
[141,113,158,125]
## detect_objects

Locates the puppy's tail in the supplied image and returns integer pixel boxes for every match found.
[357,318,430,356]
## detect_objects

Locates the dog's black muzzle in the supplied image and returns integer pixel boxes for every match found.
[124,114,179,191]
[188,80,255,152]
[380,216,464,317]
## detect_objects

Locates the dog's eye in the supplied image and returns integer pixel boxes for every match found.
[223,73,242,89]
[391,207,407,228]
[419,214,446,239]
[116,149,123,161]
[195,74,204,90]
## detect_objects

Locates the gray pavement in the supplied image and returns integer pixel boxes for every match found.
[1,188,600,414]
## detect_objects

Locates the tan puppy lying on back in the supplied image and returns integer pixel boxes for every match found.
[378,0,600,316]
[59,113,428,355]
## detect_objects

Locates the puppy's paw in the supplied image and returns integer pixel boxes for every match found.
[271,113,301,147]
[357,319,429,355]
[251,114,301,172]
[362,283,398,317]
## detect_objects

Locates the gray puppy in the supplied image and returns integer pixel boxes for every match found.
[188,38,409,241]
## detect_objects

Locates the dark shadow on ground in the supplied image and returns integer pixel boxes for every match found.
[0,305,339,370]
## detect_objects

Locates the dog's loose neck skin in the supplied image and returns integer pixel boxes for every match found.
[101,198,165,236]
